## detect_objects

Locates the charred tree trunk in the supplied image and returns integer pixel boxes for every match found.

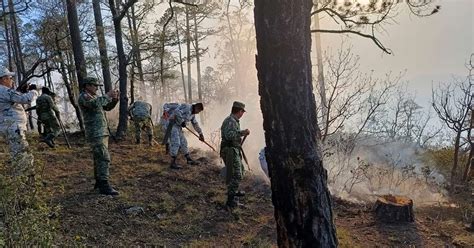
[130,5,145,94]
[374,195,414,223]
[175,12,187,102]
[185,6,192,103]
[254,0,338,247]
[65,0,87,89]
[92,0,113,92]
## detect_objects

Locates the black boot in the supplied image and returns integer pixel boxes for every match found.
[170,156,182,169]
[185,154,199,165]
[226,195,238,209]
[165,143,170,154]
[41,134,55,148]
[148,135,153,146]
[136,137,141,144]
[98,180,119,196]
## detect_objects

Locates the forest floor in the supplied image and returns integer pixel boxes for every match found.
[2,130,473,247]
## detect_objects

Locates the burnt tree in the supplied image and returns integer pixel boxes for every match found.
[254,0,338,247]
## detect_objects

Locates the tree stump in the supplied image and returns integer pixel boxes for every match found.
[374,195,414,223]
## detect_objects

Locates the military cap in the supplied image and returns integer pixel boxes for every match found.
[232,101,246,112]
[0,67,15,78]
[83,77,103,86]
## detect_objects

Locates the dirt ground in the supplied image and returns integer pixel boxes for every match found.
[3,133,473,247]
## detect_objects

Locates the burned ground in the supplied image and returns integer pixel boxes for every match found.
[1,133,472,247]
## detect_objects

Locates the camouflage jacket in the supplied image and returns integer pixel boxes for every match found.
[171,103,202,135]
[36,93,60,121]
[0,84,38,129]
[78,91,118,140]
[128,100,152,119]
[220,114,244,148]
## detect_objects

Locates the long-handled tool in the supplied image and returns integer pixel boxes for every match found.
[184,126,217,152]
[58,118,72,149]
[240,134,251,171]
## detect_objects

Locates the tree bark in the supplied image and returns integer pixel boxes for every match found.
[451,130,462,190]
[109,0,131,139]
[185,6,192,103]
[254,0,338,247]
[462,108,473,181]
[92,0,113,92]
[65,0,87,89]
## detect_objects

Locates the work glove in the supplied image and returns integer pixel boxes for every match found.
[18,83,29,93]
[181,122,186,128]
[28,84,37,91]
[199,134,205,142]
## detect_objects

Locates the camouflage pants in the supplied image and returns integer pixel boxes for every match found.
[169,125,188,157]
[89,136,110,181]
[221,147,244,197]
[0,123,35,177]
[39,117,60,138]
[133,117,153,141]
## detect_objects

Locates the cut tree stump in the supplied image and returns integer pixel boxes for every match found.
[374,195,414,223]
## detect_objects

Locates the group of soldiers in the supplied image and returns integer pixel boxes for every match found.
[0,68,251,208]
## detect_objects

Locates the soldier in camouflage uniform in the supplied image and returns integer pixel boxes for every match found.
[128,100,153,145]
[163,102,205,169]
[36,87,61,148]
[79,77,120,196]
[220,101,250,208]
[0,67,38,177]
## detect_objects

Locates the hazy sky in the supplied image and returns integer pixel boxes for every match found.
[318,0,473,108]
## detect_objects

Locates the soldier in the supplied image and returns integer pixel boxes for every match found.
[0,67,38,176]
[220,101,250,208]
[36,87,61,148]
[78,77,120,196]
[128,99,153,145]
[163,102,205,169]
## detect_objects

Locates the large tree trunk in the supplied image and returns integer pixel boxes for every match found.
[65,0,87,89]
[92,0,113,92]
[254,0,338,247]
[185,6,192,103]
[175,12,187,102]
[109,0,130,139]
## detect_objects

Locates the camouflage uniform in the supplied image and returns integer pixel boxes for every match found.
[78,90,118,181]
[168,103,203,157]
[220,114,246,202]
[128,100,153,144]
[0,84,38,176]
[36,93,61,141]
